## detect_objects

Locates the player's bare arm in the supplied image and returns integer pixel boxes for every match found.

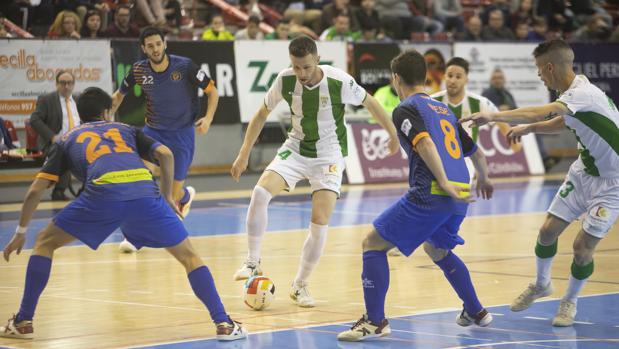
[3,178,53,262]
[110,90,126,116]
[195,85,219,135]
[362,94,400,156]
[415,137,473,203]
[152,144,181,216]
[461,102,569,126]
[230,104,270,182]
[507,116,566,145]
[469,149,493,200]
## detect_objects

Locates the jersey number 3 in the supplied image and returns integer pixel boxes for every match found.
[439,119,461,159]
[77,128,133,163]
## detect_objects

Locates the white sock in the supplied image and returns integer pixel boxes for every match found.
[246,186,272,263]
[294,222,328,285]
[535,256,554,288]
[564,275,587,305]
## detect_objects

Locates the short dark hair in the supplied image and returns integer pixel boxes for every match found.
[391,49,426,86]
[248,14,260,25]
[77,87,112,122]
[289,35,317,57]
[139,26,164,46]
[117,4,131,13]
[55,69,74,83]
[446,57,469,74]
[533,39,572,59]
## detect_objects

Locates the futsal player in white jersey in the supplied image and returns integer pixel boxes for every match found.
[461,39,619,327]
[230,36,400,307]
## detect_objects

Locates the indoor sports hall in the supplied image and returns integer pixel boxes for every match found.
[1,1,619,348]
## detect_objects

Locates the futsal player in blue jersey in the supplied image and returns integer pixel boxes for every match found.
[338,50,495,341]
[0,87,246,341]
[111,27,219,253]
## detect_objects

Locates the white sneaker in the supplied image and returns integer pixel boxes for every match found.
[290,281,315,308]
[179,186,196,219]
[456,307,493,327]
[232,260,262,281]
[0,315,34,339]
[119,239,137,253]
[552,299,577,327]
[337,314,390,342]
[216,318,247,341]
[511,283,553,312]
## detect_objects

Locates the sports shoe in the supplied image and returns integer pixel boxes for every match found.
[0,315,34,339]
[290,281,315,308]
[456,307,493,327]
[232,260,262,281]
[337,314,390,342]
[119,239,137,253]
[216,318,247,341]
[552,299,577,327]
[511,283,553,312]
[179,186,196,219]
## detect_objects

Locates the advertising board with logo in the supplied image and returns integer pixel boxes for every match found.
[0,39,113,127]
[234,41,347,123]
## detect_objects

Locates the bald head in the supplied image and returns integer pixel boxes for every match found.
[532,39,574,66]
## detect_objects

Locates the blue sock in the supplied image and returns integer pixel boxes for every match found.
[179,187,191,205]
[16,255,52,322]
[362,250,389,324]
[434,251,482,315]
[188,266,229,324]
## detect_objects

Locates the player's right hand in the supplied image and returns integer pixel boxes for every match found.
[231,155,249,182]
[460,111,494,127]
[3,233,25,262]
[506,125,531,145]
[442,183,475,203]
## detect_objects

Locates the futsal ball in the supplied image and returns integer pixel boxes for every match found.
[243,276,275,310]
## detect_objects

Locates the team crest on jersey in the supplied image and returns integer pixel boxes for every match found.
[594,206,608,219]
[171,71,182,81]
[328,164,338,173]
[320,96,329,108]
[401,119,412,136]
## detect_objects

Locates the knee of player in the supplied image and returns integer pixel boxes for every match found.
[423,242,447,261]
[572,238,594,263]
[251,185,273,205]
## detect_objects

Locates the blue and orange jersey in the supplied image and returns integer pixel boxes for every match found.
[37,121,162,201]
[392,93,478,214]
[119,54,215,130]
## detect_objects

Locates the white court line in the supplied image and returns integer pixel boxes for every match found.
[573,320,594,325]
[490,313,504,316]
[445,338,619,349]
[524,316,550,321]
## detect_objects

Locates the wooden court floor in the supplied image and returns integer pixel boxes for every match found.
[0,180,618,348]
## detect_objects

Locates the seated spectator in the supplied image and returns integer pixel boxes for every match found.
[410,0,444,35]
[265,19,292,40]
[103,4,140,38]
[358,17,390,41]
[81,10,104,38]
[481,0,511,28]
[201,14,234,40]
[514,20,530,41]
[235,14,264,40]
[432,0,464,33]
[570,13,611,42]
[456,15,483,41]
[135,0,166,27]
[284,0,325,34]
[536,0,573,32]
[320,0,359,33]
[354,0,380,35]
[481,9,515,41]
[526,16,548,41]
[55,0,89,23]
[376,0,440,40]
[510,0,533,31]
[482,68,517,111]
[48,10,82,38]
[163,0,183,28]
[319,13,360,41]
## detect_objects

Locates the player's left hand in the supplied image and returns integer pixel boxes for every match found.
[460,111,494,127]
[3,233,26,262]
[387,137,400,156]
[475,176,494,200]
[195,117,212,135]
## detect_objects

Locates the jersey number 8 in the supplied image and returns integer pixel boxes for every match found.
[77,128,133,163]
[439,119,461,159]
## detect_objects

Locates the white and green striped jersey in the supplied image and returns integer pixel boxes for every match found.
[264,65,367,158]
[558,75,619,178]
[431,90,498,142]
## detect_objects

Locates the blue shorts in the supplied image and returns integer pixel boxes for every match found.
[373,196,465,256]
[143,125,195,181]
[54,195,188,250]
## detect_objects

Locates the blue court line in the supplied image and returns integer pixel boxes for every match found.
[124,292,619,349]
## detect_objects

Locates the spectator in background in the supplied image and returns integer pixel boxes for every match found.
[482,68,517,111]
[373,83,399,116]
[482,9,515,41]
[265,19,292,40]
[432,0,464,33]
[514,20,530,41]
[284,13,318,39]
[570,14,611,42]
[320,0,359,33]
[163,0,183,28]
[284,0,326,34]
[319,13,360,41]
[103,4,140,38]
[527,16,548,41]
[424,48,446,95]
[201,14,234,40]
[481,0,512,28]
[81,10,104,38]
[29,70,80,201]
[376,0,440,40]
[410,0,444,35]
[48,10,81,38]
[354,0,380,36]
[55,0,89,22]
[456,15,483,41]
[359,16,390,41]
[235,14,264,40]
[510,0,533,31]
[536,0,573,32]
[135,0,166,27]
